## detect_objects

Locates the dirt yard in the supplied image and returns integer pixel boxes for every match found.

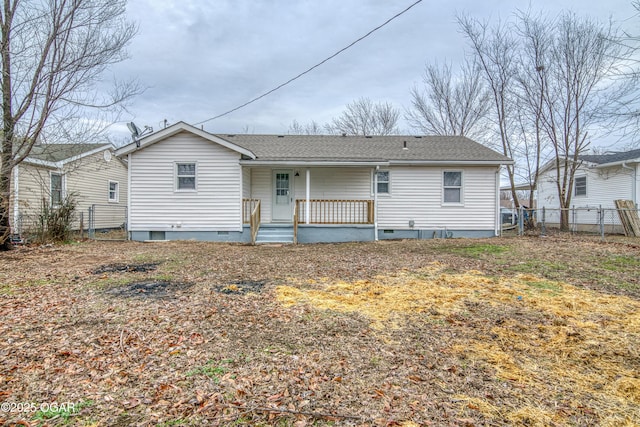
[0,236,639,426]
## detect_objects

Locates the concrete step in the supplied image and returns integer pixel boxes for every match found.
[255,226,294,244]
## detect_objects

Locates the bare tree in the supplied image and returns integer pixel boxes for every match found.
[327,97,400,136]
[458,15,521,209]
[0,0,138,249]
[287,119,324,135]
[406,59,491,140]
[513,11,552,217]
[537,12,630,229]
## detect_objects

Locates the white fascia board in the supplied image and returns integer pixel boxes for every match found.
[239,160,389,167]
[115,121,256,159]
[389,160,514,166]
[23,158,61,169]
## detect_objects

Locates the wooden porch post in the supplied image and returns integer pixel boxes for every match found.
[374,166,378,241]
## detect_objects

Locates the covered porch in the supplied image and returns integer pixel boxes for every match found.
[241,166,380,244]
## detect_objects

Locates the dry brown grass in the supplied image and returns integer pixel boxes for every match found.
[277,263,640,426]
[0,236,638,426]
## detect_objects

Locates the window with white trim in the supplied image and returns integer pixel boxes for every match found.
[376,170,390,194]
[176,163,196,190]
[108,181,119,202]
[443,171,462,204]
[50,173,63,206]
[574,176,586,197]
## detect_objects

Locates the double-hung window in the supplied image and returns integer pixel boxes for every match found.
[176,163,196,191]
[574,176,586,197]
[443,171,462,204]
[50,173,63,206]
[376,170,390,194]
[108,181,119,202]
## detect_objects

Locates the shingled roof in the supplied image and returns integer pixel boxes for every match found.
[218,134,511,164]
[27,143,111,163]
[579,148,640,165]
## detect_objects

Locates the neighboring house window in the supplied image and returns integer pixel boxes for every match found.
[443,171,462,204]
[108,181,119,202]
[376,170,390,194]
[574,176,587,197]
[176,163,196,190]
[50,173,63,206]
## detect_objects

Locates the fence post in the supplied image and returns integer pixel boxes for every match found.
[599,205,604,240]
[518,206,524,236]
[88,205,94,239]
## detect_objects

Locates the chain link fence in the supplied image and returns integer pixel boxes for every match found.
[88,204,128,240]
[502,206,637,239]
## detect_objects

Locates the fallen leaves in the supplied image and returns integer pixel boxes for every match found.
[0,237,638,425]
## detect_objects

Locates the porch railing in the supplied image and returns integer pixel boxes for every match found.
[250,200,261,245]
[296,199,374,224]
[243,198,260,224]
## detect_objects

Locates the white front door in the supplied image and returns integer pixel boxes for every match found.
[272,170,293,222]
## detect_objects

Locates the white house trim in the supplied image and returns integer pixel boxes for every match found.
[116,121,256,159]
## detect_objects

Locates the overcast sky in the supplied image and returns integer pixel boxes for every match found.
[108,0,639,144]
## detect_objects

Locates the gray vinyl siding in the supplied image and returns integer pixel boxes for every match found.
[129,131,242,231]
[377,166,498,230]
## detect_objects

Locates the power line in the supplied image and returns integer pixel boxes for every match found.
[194,0,423,126]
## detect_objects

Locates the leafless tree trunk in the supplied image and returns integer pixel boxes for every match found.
[406,59,490,141]
[458,15,520,209]
[0,0,138,249]
[327,97,400,136]
[536,13,629,230]
[513,11,553,220]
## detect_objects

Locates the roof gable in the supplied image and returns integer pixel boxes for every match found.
[25,143,112,168]
[115,121,511,165]
[115,121,256,158]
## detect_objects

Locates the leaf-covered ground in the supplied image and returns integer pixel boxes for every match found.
[0,235,639,426]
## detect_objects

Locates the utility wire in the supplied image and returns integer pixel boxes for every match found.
[194,0,423,126]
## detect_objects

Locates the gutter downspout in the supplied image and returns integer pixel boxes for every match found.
[622,162,637,206]
[127,154,132,240]
[374,166,379,241]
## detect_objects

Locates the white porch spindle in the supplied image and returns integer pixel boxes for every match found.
[305,168,310,224]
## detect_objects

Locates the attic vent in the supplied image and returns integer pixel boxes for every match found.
[414,136,423,138]
[277,135,284,138]
[341,133,347,137]
[365,135,372,139]
[227,134,236,137]
[403,140,408,150]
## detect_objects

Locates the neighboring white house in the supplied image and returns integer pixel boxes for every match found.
[537,149,640,230]
[11,143,128,236]
[115,122,513,243]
